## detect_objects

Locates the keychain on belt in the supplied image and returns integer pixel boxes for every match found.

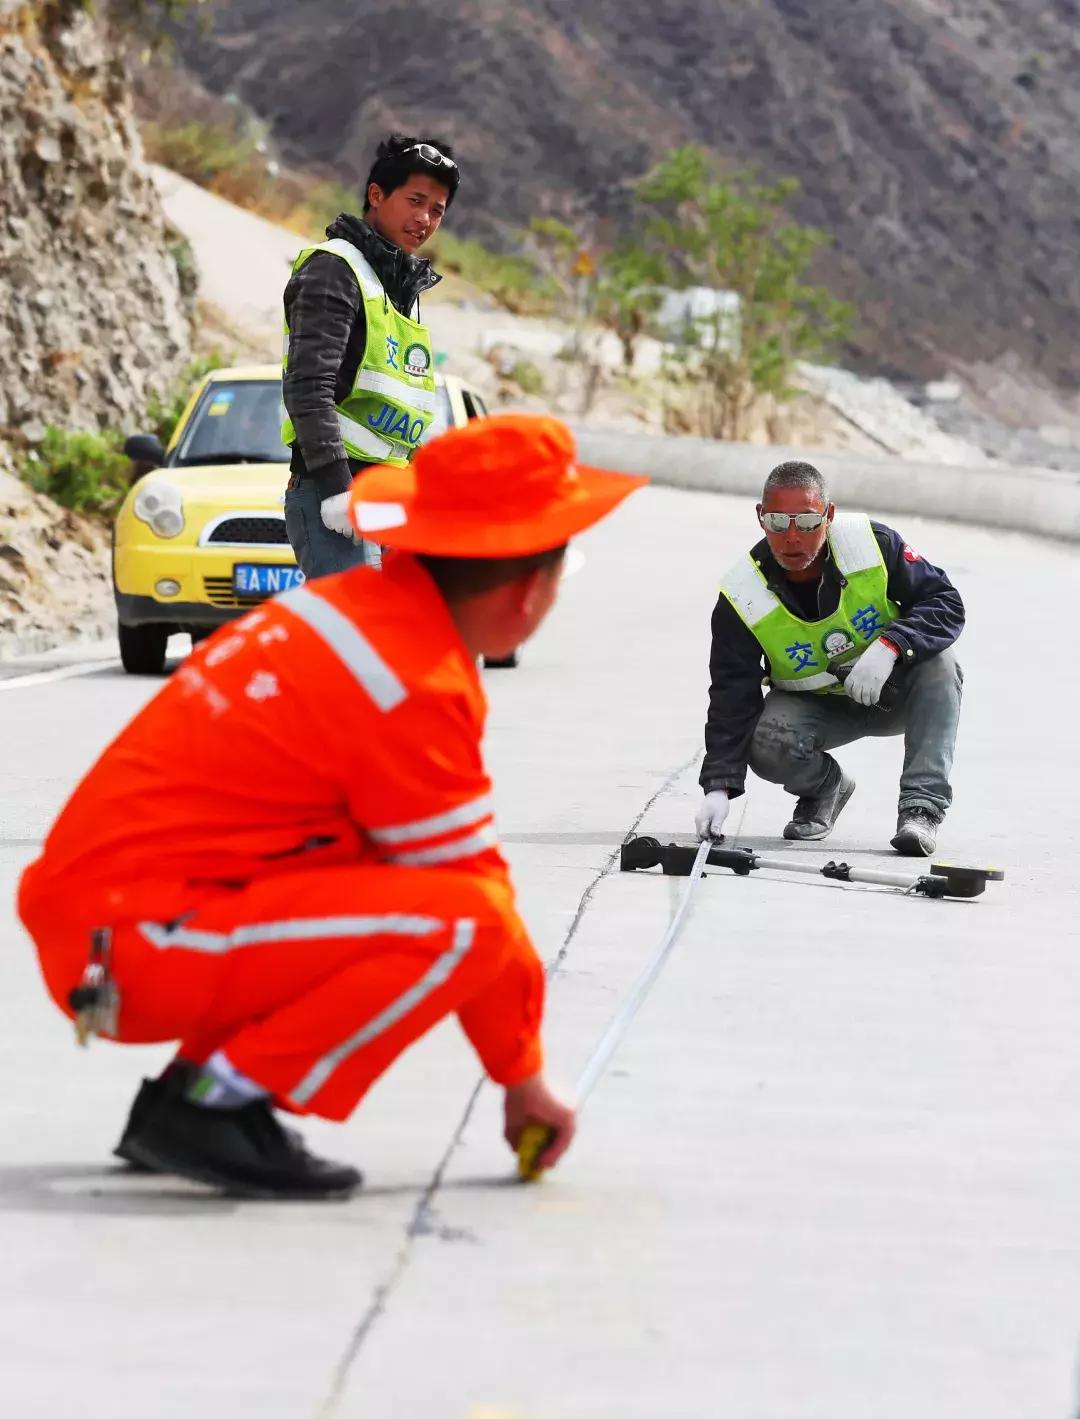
[68,927,120,1046]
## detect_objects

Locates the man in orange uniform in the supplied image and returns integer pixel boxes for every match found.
[18,415,645,1199]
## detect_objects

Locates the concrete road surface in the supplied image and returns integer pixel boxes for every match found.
[1,484,1077,1419]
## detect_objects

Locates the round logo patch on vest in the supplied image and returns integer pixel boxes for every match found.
[403,342,431,378]
[822,628,856,660]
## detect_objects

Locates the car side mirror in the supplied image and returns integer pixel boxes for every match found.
[123,433,165,468]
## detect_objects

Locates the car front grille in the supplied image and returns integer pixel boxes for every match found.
[203,577,268,609]
[205,517,290,545]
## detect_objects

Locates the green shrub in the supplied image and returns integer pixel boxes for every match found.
[141,119,258,187]
[21,429,130,516]
[430,233,554,314]
[511,360,545,396]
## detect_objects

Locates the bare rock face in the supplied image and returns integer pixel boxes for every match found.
[0,463,111,650]
[0,0,191,452]
[167,0,1080,392]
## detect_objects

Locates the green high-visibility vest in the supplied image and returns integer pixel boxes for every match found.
[719,515,900,694]
[281,237,437,467]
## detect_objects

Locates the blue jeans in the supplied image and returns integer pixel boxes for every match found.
[283,478,381,579]
[747,649,963,818]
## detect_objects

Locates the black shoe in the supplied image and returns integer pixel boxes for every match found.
[891,806,941,857]
[783,772,856,842]
[113,1062,189,1169]
[124,1074,362,1199]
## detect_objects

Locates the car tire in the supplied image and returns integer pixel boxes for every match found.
[482,649,520,669]
[118,621,169,675]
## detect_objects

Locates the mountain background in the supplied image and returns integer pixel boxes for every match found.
[160,0,1080,413]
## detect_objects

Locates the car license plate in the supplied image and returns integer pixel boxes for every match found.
[233,563,305,596]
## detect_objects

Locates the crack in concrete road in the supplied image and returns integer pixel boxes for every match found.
[314,748,700,1417]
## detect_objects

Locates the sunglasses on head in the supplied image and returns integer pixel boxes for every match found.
[401,143,458,172]
[760,511,827,532]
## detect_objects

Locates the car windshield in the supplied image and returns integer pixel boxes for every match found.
[172,381,290,466]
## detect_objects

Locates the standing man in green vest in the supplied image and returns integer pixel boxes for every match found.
[696,461,965,857]
[282,134,459,577]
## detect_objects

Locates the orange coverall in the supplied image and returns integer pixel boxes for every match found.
[18,554,544,1120]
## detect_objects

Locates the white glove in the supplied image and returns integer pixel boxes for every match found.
[320,491,357,540]
[842,638,898,706]
[695,789,730,841]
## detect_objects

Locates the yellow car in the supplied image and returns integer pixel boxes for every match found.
[114,363,490,674]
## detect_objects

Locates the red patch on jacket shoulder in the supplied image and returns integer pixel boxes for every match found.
[903,544,921,562]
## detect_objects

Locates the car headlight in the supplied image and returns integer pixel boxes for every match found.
[133,480,185,539]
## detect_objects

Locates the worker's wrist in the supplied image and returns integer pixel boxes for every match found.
[877,635,900,658]
[704,778,743,799]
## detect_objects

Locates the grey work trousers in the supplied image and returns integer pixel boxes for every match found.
[748,649,963,818]
[284,477,381,580]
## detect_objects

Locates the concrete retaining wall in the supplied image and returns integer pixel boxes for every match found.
[571,425,1080,542]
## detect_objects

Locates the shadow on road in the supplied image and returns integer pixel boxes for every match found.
[0,1163,519,1217]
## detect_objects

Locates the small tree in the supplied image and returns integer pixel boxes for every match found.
[635,146,854,439]
[592,244,667,372]
[522,217,594,357]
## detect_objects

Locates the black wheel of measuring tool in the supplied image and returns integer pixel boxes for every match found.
[118,621,169,675]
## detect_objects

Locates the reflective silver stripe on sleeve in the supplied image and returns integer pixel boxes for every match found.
[356,369,438,414]
[387,824,499,867]
[369,793,496,846]
[829,515,880,576]
[770,670,839,692]
[289,918,476,1104]
[719,557,781,627]
[279,586,407,712]
[138,913,442,954]
[337,411,393,460]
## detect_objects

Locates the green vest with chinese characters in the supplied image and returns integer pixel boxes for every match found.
[719,515,900,694]
[281,237,437,467]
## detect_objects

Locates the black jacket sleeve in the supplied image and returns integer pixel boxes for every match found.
[282,252,365,498]
[872,523,965,664]
[699,593,769,798]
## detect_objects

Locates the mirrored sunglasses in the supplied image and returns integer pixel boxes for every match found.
[760,511,827,532]
[402,143,458,172]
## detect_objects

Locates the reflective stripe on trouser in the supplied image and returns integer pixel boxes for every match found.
[42,864,538,1120]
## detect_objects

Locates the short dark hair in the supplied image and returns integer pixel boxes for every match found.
[416,545,566,599]
[364,133,460,211]
[761,460,829,506]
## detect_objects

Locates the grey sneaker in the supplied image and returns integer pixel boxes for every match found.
[783,772,856,841]
[891,806,940,857]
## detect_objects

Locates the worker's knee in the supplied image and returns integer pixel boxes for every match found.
[906,648,963,693]
[748,710,818,783]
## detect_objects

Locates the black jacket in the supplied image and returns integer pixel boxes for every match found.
[281,214,442,497]
[700,520,965,796]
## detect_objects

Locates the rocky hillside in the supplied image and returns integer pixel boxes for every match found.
[0,0,193,648]
[0,0,191,462]
[165,0,1080,396]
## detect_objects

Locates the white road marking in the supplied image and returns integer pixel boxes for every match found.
[0,658,122,691]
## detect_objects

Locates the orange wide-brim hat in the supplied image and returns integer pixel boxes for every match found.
[350,413,647,557]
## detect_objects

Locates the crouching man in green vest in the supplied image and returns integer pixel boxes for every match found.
[696,461,965,857]
[281,134,459,577]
